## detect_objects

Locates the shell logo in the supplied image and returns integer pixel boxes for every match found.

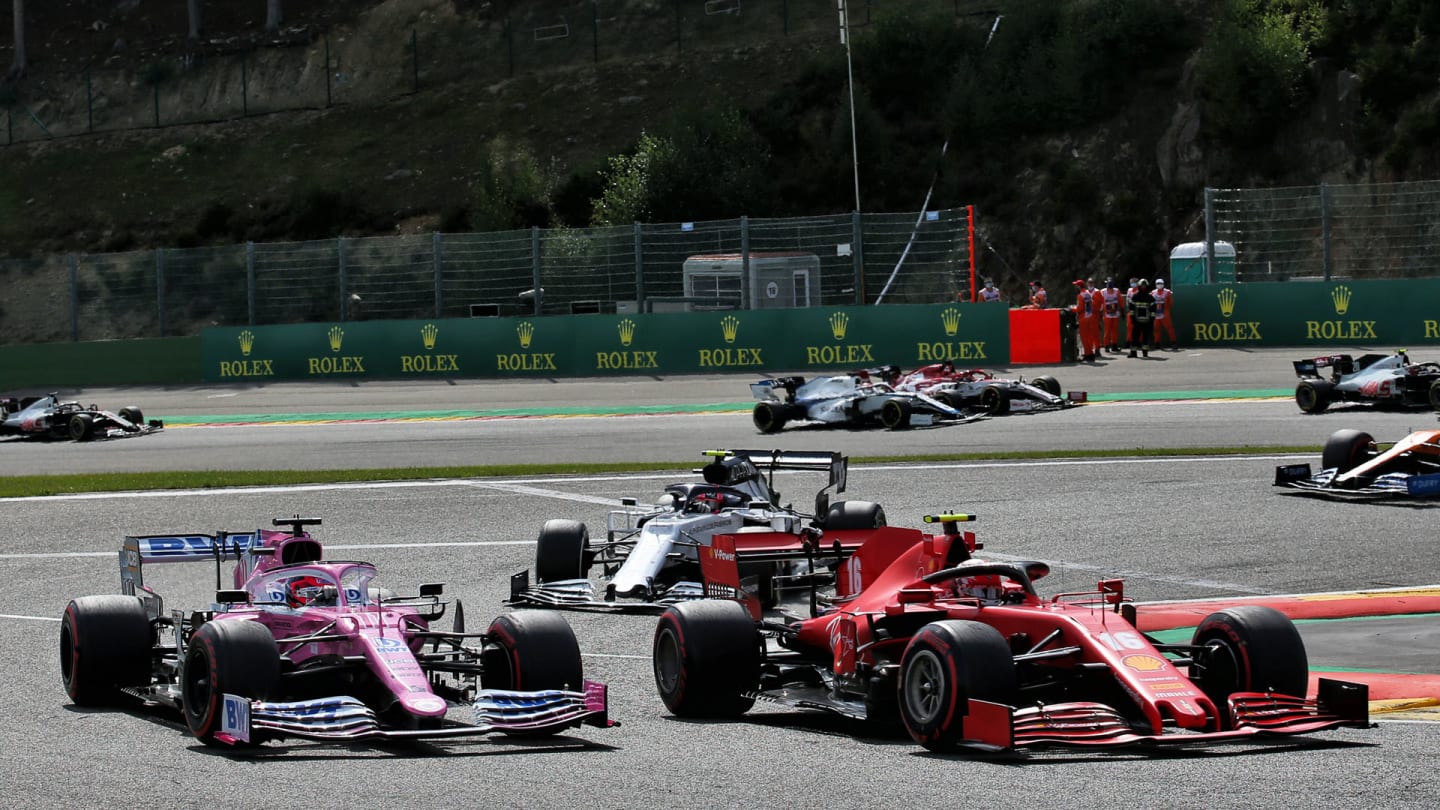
[1122,654,1169,672]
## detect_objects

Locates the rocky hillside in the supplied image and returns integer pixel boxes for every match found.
[1,0,1435,292]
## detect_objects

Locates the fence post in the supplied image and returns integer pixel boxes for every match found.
[86,72,94,133]
[246,241,257,325]
[433,231,444,317]
[325,33,332,107]
[675,0,684,54]
[740,216,751,310]
[411,28,420,93]
[852,211,864,304]
[241,53,249,117]
[1320,182,1332,282]
[1203,187,1216,283]
[152,83,161,127]
[634,223,645,313]
[338,237,350,321]
[155,248,167,337]
[68,254,80,342]
[505,12,515,78]
[531,226,543,315]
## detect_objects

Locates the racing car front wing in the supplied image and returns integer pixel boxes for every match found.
[958,678,1370,751]
[215,680,613,744]
[506,572,706,614]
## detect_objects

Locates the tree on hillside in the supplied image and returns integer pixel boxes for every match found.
[7,0,26,78]
[187,0,202,39]
[266,0,284,32]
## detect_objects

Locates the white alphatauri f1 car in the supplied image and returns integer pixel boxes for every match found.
[507,449,886,613]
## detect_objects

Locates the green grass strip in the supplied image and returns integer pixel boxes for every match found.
[0,445,1319,498]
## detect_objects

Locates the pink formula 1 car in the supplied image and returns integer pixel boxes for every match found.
[60,517,613,747]
[652,514,1369,752]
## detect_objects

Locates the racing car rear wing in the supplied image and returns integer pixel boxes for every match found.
[706,449,847,495]
[120,532,259,596]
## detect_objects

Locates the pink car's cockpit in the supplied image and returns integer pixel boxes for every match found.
[252,564,381,609]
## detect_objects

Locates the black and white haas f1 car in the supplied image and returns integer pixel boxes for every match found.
[1292,349,1440,413]
[508,449,885,614]
[60,517,613,747]
[651,513,1369,753]
[749,368,982,433]
[1,393,162,441]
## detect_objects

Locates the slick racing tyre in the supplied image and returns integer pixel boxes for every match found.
[752,401,789,434]
[1295,380,1333,414]
[1320,429,1376,474]
[1032,375,1062,397]
[68,413,95,441]
[182,619,280,746]
[484,610,584,693]
[880,399,912,430]
[118,406,143,425]
[979,385,1010,415]
[824,500,887,530]
[899,620,1016,751]
[534,519,590,583]
[1190,606,1308,729]
[1429,379,1440,411]
[60,595,151,706]
[653,600,760,718]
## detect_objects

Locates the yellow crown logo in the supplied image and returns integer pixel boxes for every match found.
[720,315,740,344]
[829,311,849,341]
[328,325,344,352]
[1217,287,1238,319]
[421,323,439,350]
[238,330,255,356]
[1331,285,1352,315]
[941,307,962,337]
[618,318,637,347]
[517,321,534,349]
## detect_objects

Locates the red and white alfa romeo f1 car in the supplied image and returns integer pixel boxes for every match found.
[652,514,1368,752]
[892,362,1086,415]
[60,517,613,747]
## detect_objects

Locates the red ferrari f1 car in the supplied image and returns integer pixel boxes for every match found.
[61,517,613,747]
[652,514,1369,752]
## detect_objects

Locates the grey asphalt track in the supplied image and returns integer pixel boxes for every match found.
[1,347,1437,809]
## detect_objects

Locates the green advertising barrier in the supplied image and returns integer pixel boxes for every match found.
[201,304,1013,382]
[0,337,201,388]
[1173,280,1440,347]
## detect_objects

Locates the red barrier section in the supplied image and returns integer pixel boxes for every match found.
[1008,308,1062,364]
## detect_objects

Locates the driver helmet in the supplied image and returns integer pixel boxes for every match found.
[287,575,327,608]
[952,573,1005,603]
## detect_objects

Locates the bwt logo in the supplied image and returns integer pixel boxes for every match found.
[720,315,740,344]
[829,312,849,341]
[238,330,255,356]
[617,318,637,347]
[1331,285,1353,315]
[517,321,535,349]
[940,307,962,337]
[328,325,344,352]
[421,323,439,350]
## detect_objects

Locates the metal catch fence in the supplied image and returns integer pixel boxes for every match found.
[0,208,978,343]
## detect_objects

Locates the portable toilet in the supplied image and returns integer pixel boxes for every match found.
[1168,241,1236,284]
